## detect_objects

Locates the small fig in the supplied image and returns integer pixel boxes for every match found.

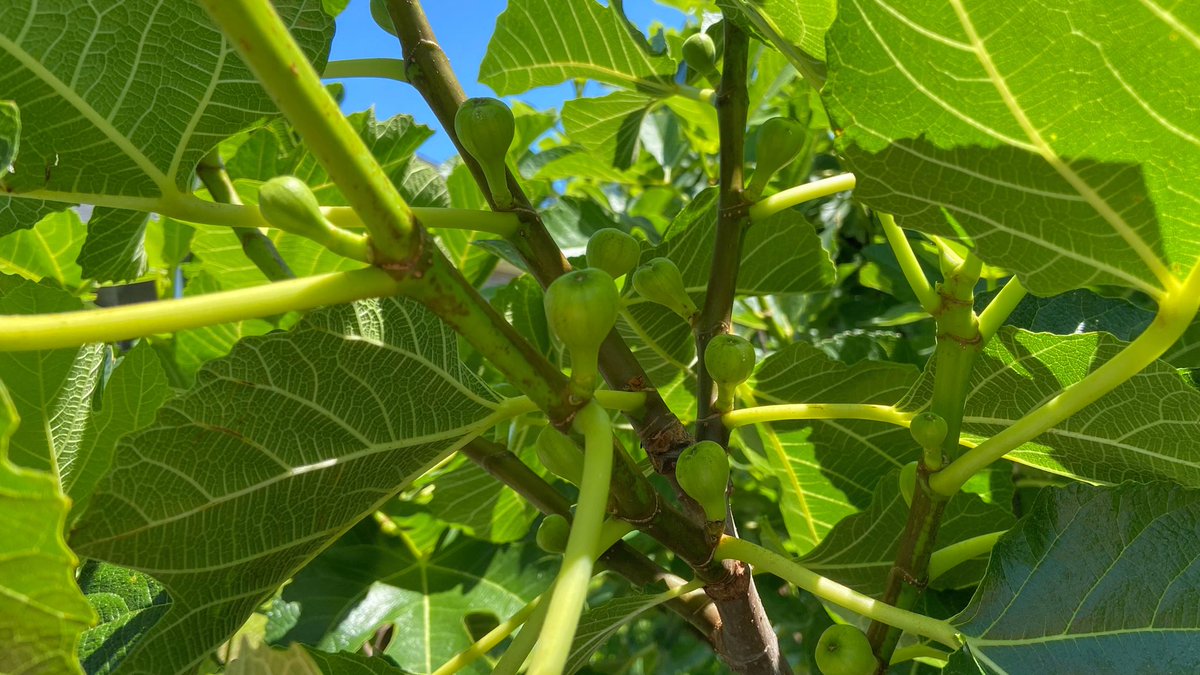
[705,334,755,412]
[543,268,620,397]
[535,426,583,485]
[586,228,641,279]
[632,257,697,322]
[682,32,720,87]
[899,461,918,507]
[454,97,516,208]
[910,412,949,451]
[674,441,730,522]
[746,117,806,200]
[536,514,570,554]
[258,176,368,261]
[815,624,876,675]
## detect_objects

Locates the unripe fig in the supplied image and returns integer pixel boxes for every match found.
[910,412,949,450]
[815,624,875,675]
[746,117,806,200]
[535,426,583,485]
[454,97,516,208]
[705,334,755,412]
[536,514,570,554]
[259,176,330,239]
[899,461,918,507]
[586,228,640,279]
[543,268,620,398]
[674,441,730,522]
[682,33,720,87]
[632,257,697,322]
[258,176,369,261]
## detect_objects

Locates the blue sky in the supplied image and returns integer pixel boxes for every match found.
[328,0,687,161]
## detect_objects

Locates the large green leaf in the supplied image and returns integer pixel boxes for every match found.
[0,209,88,294]
[0,379,94,675]
[718,0,836,61]
[66,342,171,516]
[70,297,504,674]
[799,468,1014,598]
[740,341,920,552]
[949,482,1200,673]
[900,327,1200,486]
[0,275,103,473]
[480,0,678,96]
[562,92,655,170]
[823,1,1200,296]
[0,0,334,284]
[269,521,553,675]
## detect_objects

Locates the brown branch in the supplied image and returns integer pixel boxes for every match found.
[385,0,690,473]
[690,21,791,675]
[461,436,721,639]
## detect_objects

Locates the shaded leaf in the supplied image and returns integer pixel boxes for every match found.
[950,482,1200,673]
[824,1,1200,295]
[0,209,88,294]
[76,561,170,675]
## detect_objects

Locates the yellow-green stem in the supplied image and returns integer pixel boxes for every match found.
[890,645,949,665]
[928,531,1004,581]
[199,0,417,261]
[723,403,911,429]
[747,173,856,222]
[0,268,401,352]
[714,537,960,649]
[527,402,614,675]
[879,213,938,314]
[931,270,1200,495]
[322,58,409,82]
[977,278,1027,344]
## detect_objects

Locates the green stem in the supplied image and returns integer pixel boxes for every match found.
[928,531,1004,581]
[199,0,417,262]
[714,538,960,649]
[322,58,409,82]
[890,645,950,665]
[431,596,541,675]
[747,173,856,222]
[976,278,1027,344]
[878,214,938,314]
[723,403,911,429]
[406,207,521,236]
[0,268,402,351]
[528,401,614,675]
[674,84,717,104]
[931,270,1200,495]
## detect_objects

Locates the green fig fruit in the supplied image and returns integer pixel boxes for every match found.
[910,412,949,451]
[746,117,806,200]
[675,441,730,522]
[535,426,583,485]
[682,32,720,87]
[633,257,697,322]
[454,97,516,208]
[544,268,620,397]
[536,514,571,554]
[586,228,641,279]
[705,334,755,412]
[258,176,368,261]
[815,624,876,675]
